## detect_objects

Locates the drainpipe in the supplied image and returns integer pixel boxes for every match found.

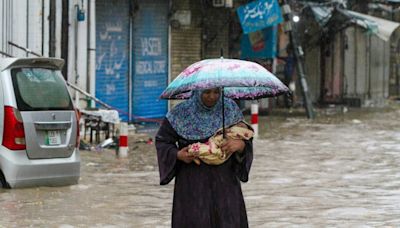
[7,0,13,55]
[42,0,45,56]
[74,3,79,108]
[87,0,96,108]
[26,0,29,57]
[74,0,86,108]
[49,0,56,57]
[61,0,69,79]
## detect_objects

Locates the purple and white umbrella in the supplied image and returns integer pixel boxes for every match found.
[160,58,289,100]
[160,58,289,136]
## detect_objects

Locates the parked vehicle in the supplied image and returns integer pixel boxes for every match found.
[0,57,80,188]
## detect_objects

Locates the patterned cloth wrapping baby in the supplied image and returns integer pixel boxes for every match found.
[188,121,254,165]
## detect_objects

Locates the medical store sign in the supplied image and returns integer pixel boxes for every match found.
[237,0,283,34]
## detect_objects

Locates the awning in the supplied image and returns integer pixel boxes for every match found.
[347,10,400,41]
[307,4,400,42]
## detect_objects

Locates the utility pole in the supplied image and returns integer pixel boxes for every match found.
[280,1,315,119]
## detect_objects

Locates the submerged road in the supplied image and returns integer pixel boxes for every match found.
[1,105,400,227]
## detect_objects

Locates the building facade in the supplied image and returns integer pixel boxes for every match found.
[3,0,399,121]
[0,0,237,122]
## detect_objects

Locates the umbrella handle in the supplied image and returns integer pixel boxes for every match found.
[222,87,225,139]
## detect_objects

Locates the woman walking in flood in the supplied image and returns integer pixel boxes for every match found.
[155,88,254,228]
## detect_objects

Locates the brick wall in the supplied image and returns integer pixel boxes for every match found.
[170,0,201,107]
[202,7,231,58]
[169,0,234,107]
[170,0,202,82]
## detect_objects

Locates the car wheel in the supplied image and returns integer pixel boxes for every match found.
[0,172,9,189]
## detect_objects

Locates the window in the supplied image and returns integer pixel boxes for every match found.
[11,68,73,111]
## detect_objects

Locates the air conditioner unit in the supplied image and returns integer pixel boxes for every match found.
[213,0,225,7]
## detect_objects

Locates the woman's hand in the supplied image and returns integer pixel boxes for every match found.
[177,147,199,164]
[221,139,245,157]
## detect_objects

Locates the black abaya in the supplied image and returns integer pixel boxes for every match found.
[155,118,253,228]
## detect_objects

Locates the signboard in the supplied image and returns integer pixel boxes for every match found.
[240,26,277,59]
[237,0,283,34]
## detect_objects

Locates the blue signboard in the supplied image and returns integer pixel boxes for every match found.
[240,26,278,59]
[96,0,130,121]
[237,0,283,34]
[132,0,168,120]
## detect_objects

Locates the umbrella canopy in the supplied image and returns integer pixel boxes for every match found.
[160,58,289,100]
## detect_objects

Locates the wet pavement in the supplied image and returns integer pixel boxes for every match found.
[1,103,400,227]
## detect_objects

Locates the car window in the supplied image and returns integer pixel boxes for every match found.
[11,68,73,111]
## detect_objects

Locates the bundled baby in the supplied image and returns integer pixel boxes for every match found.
[188,121,254,165]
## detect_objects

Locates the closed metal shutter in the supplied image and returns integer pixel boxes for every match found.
[132,0,168,120]
[96,0,130,121]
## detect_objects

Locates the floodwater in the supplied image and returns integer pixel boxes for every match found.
[1,104,400,227]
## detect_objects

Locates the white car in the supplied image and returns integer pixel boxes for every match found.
[0,57,80,188]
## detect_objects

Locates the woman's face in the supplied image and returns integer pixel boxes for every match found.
[201,88,220,108]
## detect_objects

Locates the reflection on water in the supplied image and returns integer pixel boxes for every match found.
[1,105,400,227]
